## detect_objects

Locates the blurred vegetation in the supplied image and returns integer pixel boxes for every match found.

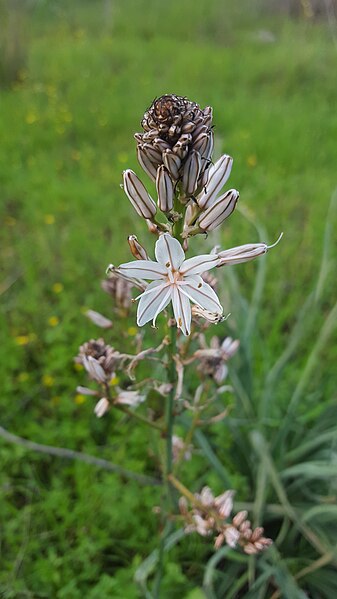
[0,0,337,597]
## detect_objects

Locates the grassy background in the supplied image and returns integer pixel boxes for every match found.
[1,0,337,597]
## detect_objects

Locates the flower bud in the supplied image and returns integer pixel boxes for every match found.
[192,132,210,156]
[224,526,240,548]
[142,142,162,164]
[198,189,239,232]
[217,243,267,266]
[153,137,171,153]
[163,149,181,180]
[156,165,174,212]
[216,233,283,266]
[83,356,107,383]
[94,397,110,418]
[76,386,99,396]
[128,235,149,260]
[123,169,157,219]
[182,150,202,196]
[137,145,158,181]
[198,154,233,209]
[85,309,113,329]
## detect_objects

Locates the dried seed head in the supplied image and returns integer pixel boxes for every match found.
[128,235,149,261]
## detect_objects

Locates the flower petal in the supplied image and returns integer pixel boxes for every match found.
[137,282,172,326]
[179,254,219,276]
[172,286,191,336]
[118,259,166,280]
[155,234,185,271]
[179,276,223,314]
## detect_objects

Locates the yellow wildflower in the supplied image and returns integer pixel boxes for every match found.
[75,394,86,405]
[44,214,55,225]
[52,283,64,294]
[15,335,30,346]
[48,316,59,327]
[247,154,257,168]
[127,326,138,336]
[42,374,55,387]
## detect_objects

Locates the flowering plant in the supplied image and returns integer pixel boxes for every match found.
[76,94,281,594]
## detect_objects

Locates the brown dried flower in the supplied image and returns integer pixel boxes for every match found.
[179,485,272,554]
[195,336,240,383]
[76,338,121,383]
[101,273,133,310]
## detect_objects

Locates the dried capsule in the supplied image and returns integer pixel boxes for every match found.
[128,235,149,260]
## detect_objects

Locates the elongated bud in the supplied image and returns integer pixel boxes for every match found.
[198,154,233,209]
[199,189,239,232]
[182,150,202,196]
[193,132,210,156]
[163,149,181,180]
[83,356,107,383]
[217,243,267,266]
[94,397,110,418]
[156,165,174,212]
[192,124,208,139]
[142,142,162,164]
[203,129,214,160]
[153,137,171,153]
[128,235,149,260]
[173,133,192,158]
[217,233,283,266]
[123,169,157,219]
[85,309,113,329]
[136,145,158,181]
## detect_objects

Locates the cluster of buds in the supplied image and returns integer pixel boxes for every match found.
[179,486,272,555]
[136,94,213,186]
[120,94,240,238]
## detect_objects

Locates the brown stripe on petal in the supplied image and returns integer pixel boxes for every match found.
[181,283,221,312]
[180,256,217,275]
[177,288,189,334]
[138,285,171,323]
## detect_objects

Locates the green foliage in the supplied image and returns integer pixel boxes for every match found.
[1,0,336,596]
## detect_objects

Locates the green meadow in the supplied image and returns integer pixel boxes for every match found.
[1,1,337,597]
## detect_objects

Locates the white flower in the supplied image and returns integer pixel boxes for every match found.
[117,233,223,335]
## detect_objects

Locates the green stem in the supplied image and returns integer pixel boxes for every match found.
[115,404,164,432]
[153,320,177,597]
[165,322,177,482]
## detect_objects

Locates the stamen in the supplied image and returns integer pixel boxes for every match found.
[268,232,283,250]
